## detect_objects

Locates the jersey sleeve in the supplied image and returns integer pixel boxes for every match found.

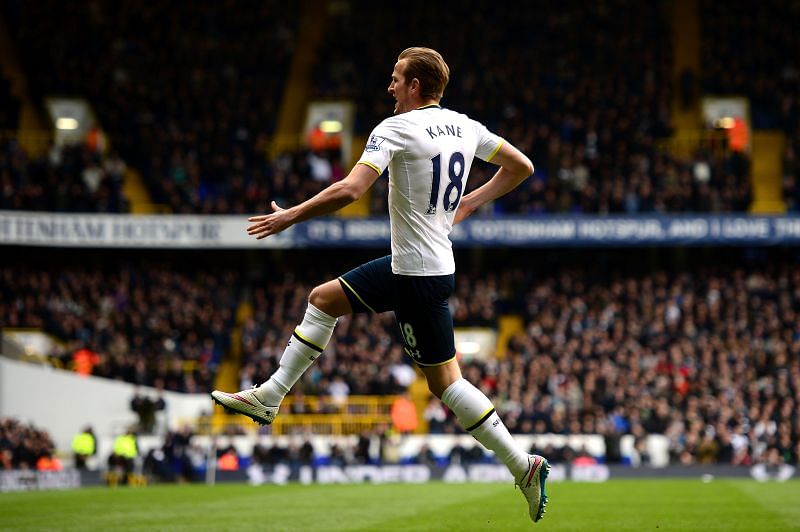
[356,121,404,176]
[473,121,504,163]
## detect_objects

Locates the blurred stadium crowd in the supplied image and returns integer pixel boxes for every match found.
[456,259,800,467]
[1,0,798,471]
[315,0,756,215]
[1,140,129,212]
[1,259,233,393]
[2,0,775,215]
[699,0,799,212]
[4,0,299,215]
[3,251,800,467]
[0,418,60,471]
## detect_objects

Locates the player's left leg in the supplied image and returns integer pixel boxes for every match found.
[420,360,529,477]
[421,361,549,523]
[212,256,395,425]
[394,273,549,523]
[255,280,347,404]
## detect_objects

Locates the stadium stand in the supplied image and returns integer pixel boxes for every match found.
[700,0,799,213]
[3,0,299,214]
[700,0,799,131]
[3,248,798,467]
[0,251,413,397]
[1,0,797,476]
[786,145,799,212]
[0,256,237,392]
[0,72,19,130]
[450,252,800,466]
[0,140,129,212]
[3,1,753,215]
[313,1,750,215]
[0,418,59,470]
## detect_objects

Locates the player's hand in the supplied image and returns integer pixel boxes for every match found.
[453,197,477,225]
[247,201,292,239]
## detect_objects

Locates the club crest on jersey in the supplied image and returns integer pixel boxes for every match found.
[365,135,386,152]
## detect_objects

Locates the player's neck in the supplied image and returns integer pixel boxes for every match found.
[415,98,441,109]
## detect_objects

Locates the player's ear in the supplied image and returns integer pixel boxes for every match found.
[410,77,420,94]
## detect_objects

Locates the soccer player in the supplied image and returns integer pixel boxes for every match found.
[212,47,549,523]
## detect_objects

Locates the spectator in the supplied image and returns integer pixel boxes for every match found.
[217,447,240,471]
[35,452,63,471]
[72,346,101,377]
[130,389,166,434]
[71,426,97,470]
[109,429,138,479]
[390,393,418,434]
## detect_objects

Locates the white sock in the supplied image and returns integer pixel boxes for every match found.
[254,303,337,405]
[440,378,529,479]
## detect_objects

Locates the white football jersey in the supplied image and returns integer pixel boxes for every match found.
[357,104,503,276]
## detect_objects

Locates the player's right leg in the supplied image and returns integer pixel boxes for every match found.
[211,280,347,425]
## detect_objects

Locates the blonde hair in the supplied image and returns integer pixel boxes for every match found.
[398,47,450,100]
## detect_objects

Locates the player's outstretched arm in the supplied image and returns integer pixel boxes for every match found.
[453,143,533,224]
[247,163,380,239]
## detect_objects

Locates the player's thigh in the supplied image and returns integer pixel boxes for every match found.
[337,255,395,314]
[394,273,456,366]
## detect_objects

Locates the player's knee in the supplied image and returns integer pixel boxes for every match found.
[308,285,328,309]
[308,282,350,316]
[420,359,462,399]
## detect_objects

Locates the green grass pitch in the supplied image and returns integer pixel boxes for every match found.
[2,479,799,531]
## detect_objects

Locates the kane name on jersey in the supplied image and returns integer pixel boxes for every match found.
[426,124,462,139]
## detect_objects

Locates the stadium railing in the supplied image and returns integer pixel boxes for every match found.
[200,395,398,436]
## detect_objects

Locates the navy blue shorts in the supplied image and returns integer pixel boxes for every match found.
[338,255,456,366]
